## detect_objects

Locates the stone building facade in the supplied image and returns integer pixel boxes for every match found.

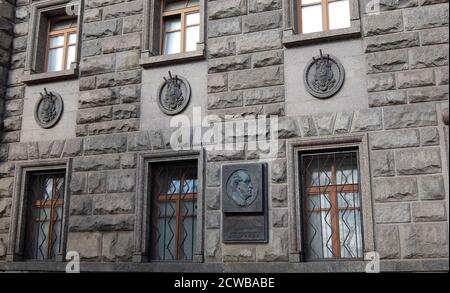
[0,0,448,272]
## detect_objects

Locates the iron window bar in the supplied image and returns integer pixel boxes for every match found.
[24,171,65,261]
[300,150,363,260]
[150,161,198,261]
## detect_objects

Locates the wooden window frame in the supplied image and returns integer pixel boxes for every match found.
[7,159,72,262]
[301,150,362,259]
[296,0,350,34]
[23,0,83,84]
[160,0,200,55]
[45,16,78,73]
[150,169,198,261]
[282,0,361,47]
[286,135,375,263]
[26,172,66,260]
[140,0,206,67]
[133,150,205,263]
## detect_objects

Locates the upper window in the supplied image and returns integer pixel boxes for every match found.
[150,160,198,261]
[46,17,78,72]
[297,0,350,34]
[24,171,66,260]
[23,0,81,84]
[300,150,363,260]
[283,0,360,47]
[141,0,205,66]
[161,0,200,55]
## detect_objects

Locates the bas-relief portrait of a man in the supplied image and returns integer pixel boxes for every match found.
[228,170,256,207]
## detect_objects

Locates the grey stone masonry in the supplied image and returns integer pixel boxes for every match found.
[1,0,16,147]
[0,0,448,271]
[78,0,142,137]
[365,3,449,112]
[364,3,450,265]
[207,0,285,119]
[376,225,401,259]
[0,0,14,102]
[400,223,448,259]
[0,0,16,262]
[395,147,442,175]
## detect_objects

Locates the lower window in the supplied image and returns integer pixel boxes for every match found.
[150,160,198,261]
[300,150,363,260]
[24,171,66,260]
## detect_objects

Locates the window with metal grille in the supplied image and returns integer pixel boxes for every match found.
[300,150,363,260]
[150,161,198,261]
[24,171,66,260]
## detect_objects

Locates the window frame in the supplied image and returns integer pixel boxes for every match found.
[22,0,83,84]
[283,0,361,47]
[160,2,201,55]
[287,134,374,262]
[133,150,205,263]
[24,171,66,261]
[299,148,364,260]
[45,16,78,73]
[6,159,72,262]
[149,160,199,261]
[140,0,206,68]
[297,0,352,34]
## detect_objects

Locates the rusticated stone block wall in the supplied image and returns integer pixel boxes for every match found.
[1,0,32,259]
[0,0,15,259]
[362,0,449,260]
[0,0,448,270]
[205,0,289,263]
[77,0,143,136]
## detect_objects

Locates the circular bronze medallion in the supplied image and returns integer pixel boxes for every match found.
[157,72,191,115]
[225,169,258,207]
[303,51,345,99]
[34,89,64,129]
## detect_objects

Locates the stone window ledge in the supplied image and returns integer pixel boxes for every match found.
[139,48,205,68]
[22,67,79,85]
[25,0,82,81]
[283,21,361,48]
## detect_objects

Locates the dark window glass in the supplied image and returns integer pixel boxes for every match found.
[150,161,198,261]
[24,171,66,260]
[300,150,363,260]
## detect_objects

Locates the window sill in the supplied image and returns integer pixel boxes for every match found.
[139,49,205,68]
[283,21,361,48]
[22,67,78,85]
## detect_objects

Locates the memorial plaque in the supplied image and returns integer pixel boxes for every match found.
[223,215,267,243]
[222,164,263,213]
[222,163,268,243]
